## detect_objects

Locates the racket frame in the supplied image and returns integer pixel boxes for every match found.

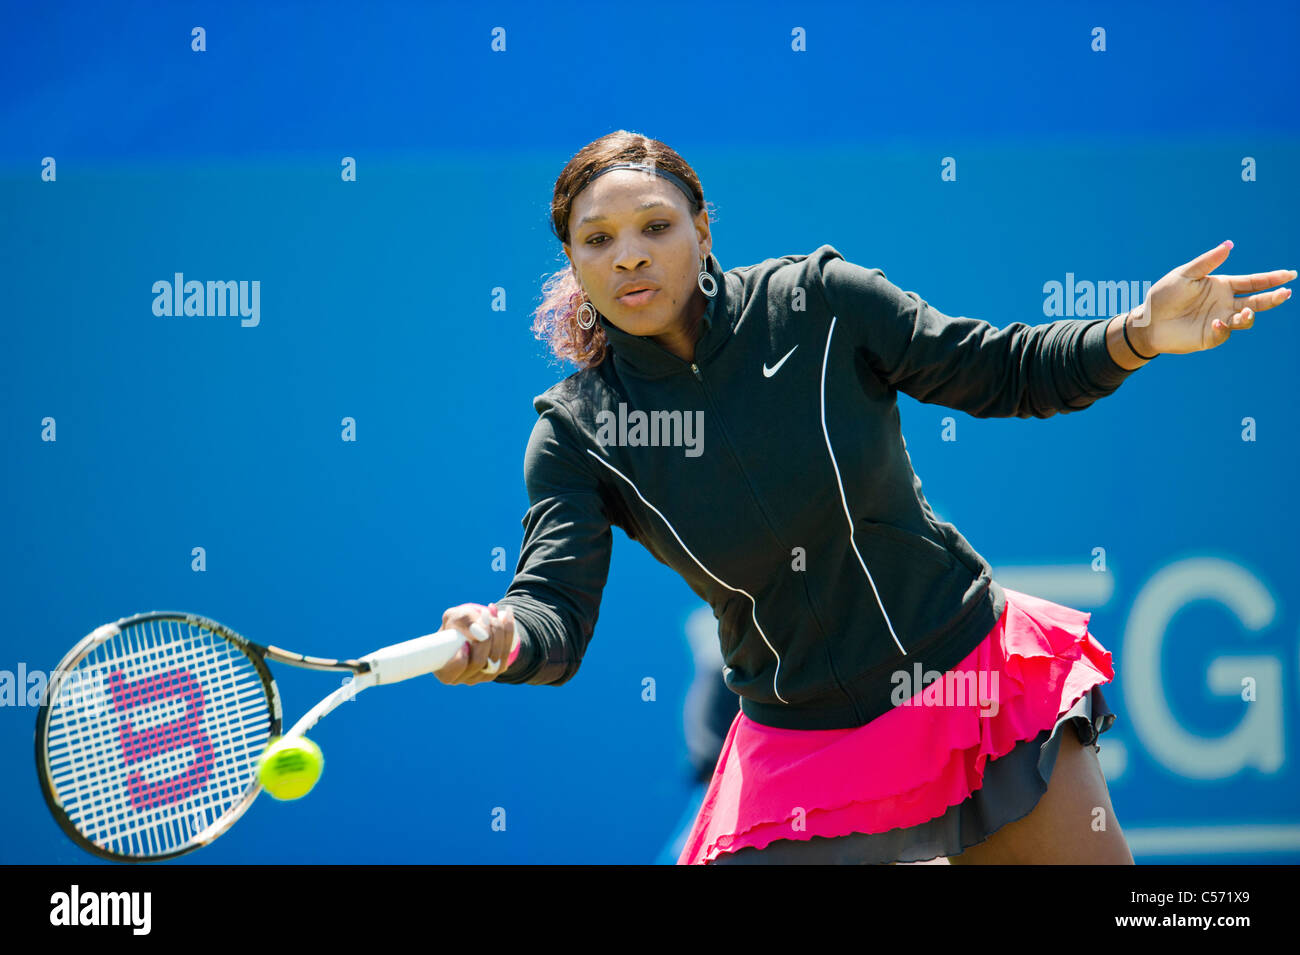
[36,609,484,862]
[34,610,367,863]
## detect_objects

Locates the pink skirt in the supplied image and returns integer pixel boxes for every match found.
[677,587,1115,865]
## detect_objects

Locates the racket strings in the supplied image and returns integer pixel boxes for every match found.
[44,618,273,857]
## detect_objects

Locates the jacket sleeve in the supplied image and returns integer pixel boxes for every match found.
[820,253,1143,419]
[492,399,613,686]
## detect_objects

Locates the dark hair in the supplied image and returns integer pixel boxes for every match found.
[532,130,716,370]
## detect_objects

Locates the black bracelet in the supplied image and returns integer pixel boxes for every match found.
[1122,312,1158,361]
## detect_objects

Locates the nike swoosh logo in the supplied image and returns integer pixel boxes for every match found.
[763,345,798,378]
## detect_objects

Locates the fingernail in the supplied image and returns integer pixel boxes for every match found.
[1222,240,1233,249]
[489,603,498,617]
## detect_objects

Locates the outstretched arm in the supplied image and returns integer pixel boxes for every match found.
[823,254,1143,419]
[819,244,1294,419]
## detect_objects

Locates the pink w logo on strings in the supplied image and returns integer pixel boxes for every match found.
[109,668,214,810]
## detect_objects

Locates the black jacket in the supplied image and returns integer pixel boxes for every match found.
[496,245,1141,730]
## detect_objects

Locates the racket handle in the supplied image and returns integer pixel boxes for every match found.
[362,628,521,685]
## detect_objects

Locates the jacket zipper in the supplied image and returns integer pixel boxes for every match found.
[686,358,863,722]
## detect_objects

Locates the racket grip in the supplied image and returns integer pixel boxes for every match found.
[363,628,522,684]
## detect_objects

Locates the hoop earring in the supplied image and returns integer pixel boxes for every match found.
[697,255,717,298]
[577,300,597,330]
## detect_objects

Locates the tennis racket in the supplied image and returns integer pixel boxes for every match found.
[34,609,516,862]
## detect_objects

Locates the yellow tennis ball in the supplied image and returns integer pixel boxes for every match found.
[257,735,324,801]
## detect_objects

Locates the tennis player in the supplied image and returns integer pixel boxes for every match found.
[434,131,1295,864]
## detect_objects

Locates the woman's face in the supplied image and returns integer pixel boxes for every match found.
[563,169,711,340]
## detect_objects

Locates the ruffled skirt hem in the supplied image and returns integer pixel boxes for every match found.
[707,683,1115,864]
[678,587,1115,865]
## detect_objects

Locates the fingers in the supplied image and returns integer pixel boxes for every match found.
[1215,283,1294,338]
[432,612,473,685]
[433,603,487,685]
[1178,239,1234,279]
[432,603,512,685]
[460,606,498,684]
[1213,309,1250,337]
[475,605,509,680]
[1221,268,1297,293]
[1232,286,1292,315]
[489,605,517,676]
[1207,263,1296,343]
[499,605,519,664]
[1214,304,1257,337]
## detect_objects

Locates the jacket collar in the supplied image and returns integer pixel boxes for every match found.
[596,253,731,380]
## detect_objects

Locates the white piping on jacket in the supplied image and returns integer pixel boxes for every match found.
[584,449,791,705]
[820,314,908,656]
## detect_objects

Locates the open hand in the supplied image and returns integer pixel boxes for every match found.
[1134,241,1295,355]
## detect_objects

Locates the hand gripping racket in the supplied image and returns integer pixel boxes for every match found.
[34,609,518,862]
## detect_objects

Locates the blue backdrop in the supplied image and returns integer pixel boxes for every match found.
[2,0,1297,864]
